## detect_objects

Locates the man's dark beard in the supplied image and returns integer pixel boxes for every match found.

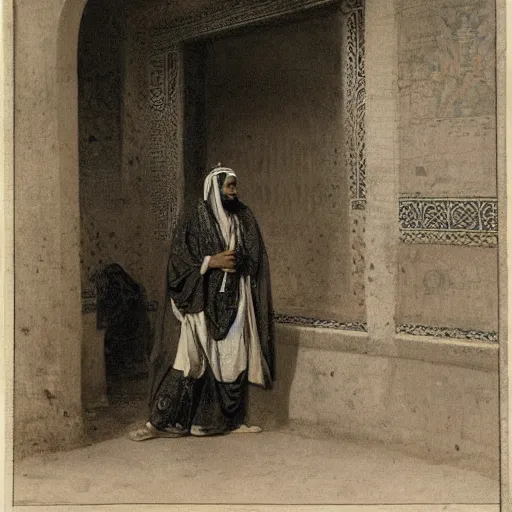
[221,196,241,213]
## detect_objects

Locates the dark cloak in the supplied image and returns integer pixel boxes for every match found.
[147,199,275,411]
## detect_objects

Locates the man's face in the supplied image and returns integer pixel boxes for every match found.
[222,175,237,201]
[221,175,240,212]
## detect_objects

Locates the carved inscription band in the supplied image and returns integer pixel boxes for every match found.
[150,0,361,49]
[397,323,498,343]
[343,0,366,209]
[274,313,367,331]
[148,49,181,241]
[399,198,498,247]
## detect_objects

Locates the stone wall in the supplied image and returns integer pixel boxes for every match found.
[13,0,86,458]
[396,0,498,339]
[78,0,151,293]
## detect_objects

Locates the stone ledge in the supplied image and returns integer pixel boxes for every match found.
[276,324,498,372]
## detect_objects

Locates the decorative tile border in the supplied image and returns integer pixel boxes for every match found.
[351,199,366,210]
[397,323,498,343]
[342,0,366,210]
[399,198,497,231]
[274,313,368,332]
[400,230,498,247]
[151,0,342,49]
[399,198,498,247]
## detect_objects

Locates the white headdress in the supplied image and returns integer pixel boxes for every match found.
[203,164,237,245]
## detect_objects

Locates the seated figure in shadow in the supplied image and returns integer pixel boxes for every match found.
[95,263,151,380]
[130,165,275,440]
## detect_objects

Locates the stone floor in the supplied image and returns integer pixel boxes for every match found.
[13,376,500,508]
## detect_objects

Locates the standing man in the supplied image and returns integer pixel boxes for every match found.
[130,165,275,440]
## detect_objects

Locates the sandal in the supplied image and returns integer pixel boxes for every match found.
[230,424,263,434]
[190,425,226,437]
[128,423,188,441]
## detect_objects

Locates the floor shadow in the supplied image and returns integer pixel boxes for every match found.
[84,373,148,445]
[85,329,300,444]
[246,328,300,430]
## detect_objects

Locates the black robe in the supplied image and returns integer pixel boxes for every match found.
[147,199,275,432]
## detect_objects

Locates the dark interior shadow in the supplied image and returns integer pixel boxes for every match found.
[85,263,154,445]
[84,373,148,446]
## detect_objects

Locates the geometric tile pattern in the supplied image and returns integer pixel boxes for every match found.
[399,198,498,247]
[274,313,368,332]
[397,323,498,343]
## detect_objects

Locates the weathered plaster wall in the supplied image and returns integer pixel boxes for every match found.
[78,0,155,405]
[398,0,496,197]
[78,0,124,289]
[364,0,399,344]
[118,26,170,322]
[78,0,153,293]
[248,326,500,477]
[202,9,362,322]
[398,245,497,331]
[14,0,86,458]
[396,0,498,335]
[495,0,509,501]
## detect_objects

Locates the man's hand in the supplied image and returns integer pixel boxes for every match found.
[208,250,236,270]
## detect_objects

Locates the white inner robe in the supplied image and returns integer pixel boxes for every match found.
[171,209,265,386]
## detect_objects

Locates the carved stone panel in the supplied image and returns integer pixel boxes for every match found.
[399,198,498,247]
[342,0,366,210]
[148,49,182,240]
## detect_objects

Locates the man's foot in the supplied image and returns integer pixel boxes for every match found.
[230,424,263,434]
[190,425,208,437]
[128,422,187,441]
[190,425,225,437]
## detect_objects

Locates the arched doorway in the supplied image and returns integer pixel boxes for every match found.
[77,0,154,441]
